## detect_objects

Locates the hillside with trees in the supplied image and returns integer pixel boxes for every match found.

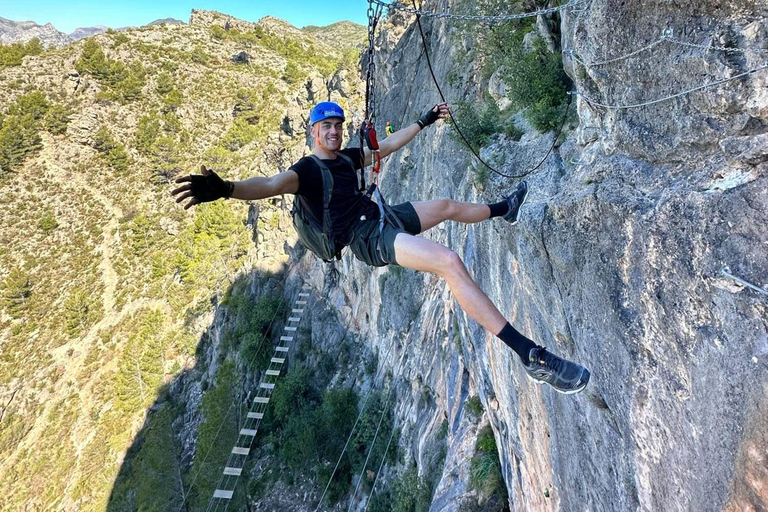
[0,11,364,510]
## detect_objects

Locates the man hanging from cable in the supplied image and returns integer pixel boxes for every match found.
[172,101,590,394]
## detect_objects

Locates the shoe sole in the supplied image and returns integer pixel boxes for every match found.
[507,184,529,226]
[525,368,590,395]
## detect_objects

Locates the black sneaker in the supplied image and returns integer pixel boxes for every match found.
[502,181,528,225]
[523,347,590,394]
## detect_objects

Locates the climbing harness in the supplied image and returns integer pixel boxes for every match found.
[358,0,406,262]
[360,0,384,186]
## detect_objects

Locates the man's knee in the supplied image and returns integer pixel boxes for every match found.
[438,198,458,218]
[434,248,466,278]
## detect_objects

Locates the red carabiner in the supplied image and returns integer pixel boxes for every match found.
[362,121,382,182]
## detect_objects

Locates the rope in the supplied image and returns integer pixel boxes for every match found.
[573,64,768,109]
[363,415,397,511]
[565,31,768,69]
[347,388,393,511]
[666,36,768,55]
[722,268,768,297]
[564,37,666,67]
[412,0,571,179]
[374,0,590,21]
[313,334,400,510]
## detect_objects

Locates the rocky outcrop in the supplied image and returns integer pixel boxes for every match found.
[189,9,259,32]
[0,16,70,46]
[68,26,110,41]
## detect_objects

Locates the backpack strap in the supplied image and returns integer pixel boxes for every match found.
[336,151,365,191]
[308,155,334,240]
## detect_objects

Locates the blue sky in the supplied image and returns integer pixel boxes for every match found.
[2,0,369,34]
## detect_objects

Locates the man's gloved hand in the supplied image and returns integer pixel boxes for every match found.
[172,166,234,210]
[416,102,450,129]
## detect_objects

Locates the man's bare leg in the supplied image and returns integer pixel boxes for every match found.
[411,199,492,232]
[392,231,505,334]
[391,231,591,394]
[411,181,527,233]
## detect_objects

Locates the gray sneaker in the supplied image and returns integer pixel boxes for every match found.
[502,181,528,225]
[523,347,590,394]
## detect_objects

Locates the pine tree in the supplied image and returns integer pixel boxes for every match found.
[75,39,111,80]
[2,268,32,318]
[0,114,42,174]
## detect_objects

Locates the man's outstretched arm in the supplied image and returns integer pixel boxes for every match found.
[172,166,298,209]
[363,103,450,166]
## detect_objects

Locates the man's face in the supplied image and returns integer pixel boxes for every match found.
[312,117,344,151]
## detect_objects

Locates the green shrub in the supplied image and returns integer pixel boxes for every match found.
[0,38,44,69]
[135,113,161,154]
[38,212,59,234]
[0,114,42,174]
[501,37,570,132]
[161,112,182,133]
[156,72,174,95]
[188,45,210,64]
[9,90,49,120]
[112,33,130,46]
[43,104,72,135]
[75,39,111,80]
[221,118,257,151]
[391,465,433,512]
[451,100,503,151]
[93,126,117,152]
[2,268,32,317]
[283,62,303,84]
[63,287,99,338]
[161,88,182,112]
[150,136,181,182]
[93,126,130,172]
[107,144,130,172]
[76,40,145,103]
[505,122,523,141]
[233,89,261,125]
[466,395,484,418]
[210,25,227,40]
[469,425,508,507]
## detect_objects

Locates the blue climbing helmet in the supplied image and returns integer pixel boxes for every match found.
[310,101,345,125]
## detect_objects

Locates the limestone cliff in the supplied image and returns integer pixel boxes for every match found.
[293,0,768,510]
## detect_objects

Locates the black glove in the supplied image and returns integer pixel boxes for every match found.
[189,170,234,203]
[416,104,440,129]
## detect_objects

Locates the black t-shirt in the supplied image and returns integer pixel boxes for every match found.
[290,148,380,241]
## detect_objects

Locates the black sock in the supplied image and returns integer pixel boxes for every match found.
[496,322,538,364]
[487,200,509,218]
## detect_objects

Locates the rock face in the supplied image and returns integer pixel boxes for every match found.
[68,26,110,41]
[293,0,768,510]
[0,16,70,46]
[189,9,260,32]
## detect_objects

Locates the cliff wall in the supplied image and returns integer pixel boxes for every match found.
[294,0,768,510]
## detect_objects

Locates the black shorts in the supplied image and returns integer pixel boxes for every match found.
[348,202,422,267]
